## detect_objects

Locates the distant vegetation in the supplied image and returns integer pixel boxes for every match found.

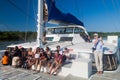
[0,31,37,41]
[0,31,120,41]
[88,32,120,38]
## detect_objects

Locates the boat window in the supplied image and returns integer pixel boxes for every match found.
[47,28,66,34]
[47,27,86,34]
[65,28,74,34]
[74,27,79,33]
[46,37,54,41]
[47,28,54,34]
[74,27,84,33]
[54,28,65,34]
[59,37,73,41]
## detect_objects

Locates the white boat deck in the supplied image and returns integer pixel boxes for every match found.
[0,63,120,80]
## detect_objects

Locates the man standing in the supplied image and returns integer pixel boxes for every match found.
[93,33,104,74]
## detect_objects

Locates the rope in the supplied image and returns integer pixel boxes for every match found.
[7,0,37,23]
[102,0,119,32]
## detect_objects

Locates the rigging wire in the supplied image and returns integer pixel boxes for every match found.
[6,0,45,31]
[0,0,43,41]
[111,0,120,32]
[0,1,11,31]
[102,0,119,32]
[33,0,38,31]
[33,0,37,22]
[24,0,30,42]
[7,0,37,23]
[73,0,84,25]
[7,0,39,40]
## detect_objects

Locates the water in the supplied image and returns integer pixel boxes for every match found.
[0,41,24,50]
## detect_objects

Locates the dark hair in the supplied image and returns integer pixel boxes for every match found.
[21,48,25,52]
[29,47,32,50]
[15,46,18,50]
[4,51,9,56]
[41,48,44,52]
[36,47,40,53]
[55,50,59,53]
[56,45,60,48]
[36,47,40,50]
[46,46,50,51]
[64,47,67,50]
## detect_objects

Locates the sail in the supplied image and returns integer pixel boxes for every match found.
[45,0,84,26]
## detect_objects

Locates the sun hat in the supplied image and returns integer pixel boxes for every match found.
[93,33,98,36]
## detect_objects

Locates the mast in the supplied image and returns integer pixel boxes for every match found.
[37,0,43,47]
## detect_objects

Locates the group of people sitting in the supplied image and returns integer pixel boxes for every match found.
[1,45,70,75]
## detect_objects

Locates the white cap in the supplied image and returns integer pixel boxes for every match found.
[94,33,98,36]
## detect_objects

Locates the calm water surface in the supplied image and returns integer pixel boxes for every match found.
[0,41,24,50]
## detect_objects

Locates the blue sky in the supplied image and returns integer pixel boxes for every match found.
[0,0,120,32]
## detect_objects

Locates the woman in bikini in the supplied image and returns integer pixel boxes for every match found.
[26,48,34,69]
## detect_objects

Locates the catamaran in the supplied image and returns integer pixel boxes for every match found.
[0,0,120,79]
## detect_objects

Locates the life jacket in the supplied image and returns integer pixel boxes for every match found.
[2,55,9,65]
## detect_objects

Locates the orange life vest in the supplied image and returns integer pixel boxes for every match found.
[2,55,9,65]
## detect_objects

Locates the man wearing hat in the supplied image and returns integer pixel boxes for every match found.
[93,33,104,74]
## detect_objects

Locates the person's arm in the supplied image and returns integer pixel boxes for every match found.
[94,39,98,44]
[41,56,47,61]
[58,55,63,64]
[58,59,62,64]
[54,59,59,64]
[53,54,59,64]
